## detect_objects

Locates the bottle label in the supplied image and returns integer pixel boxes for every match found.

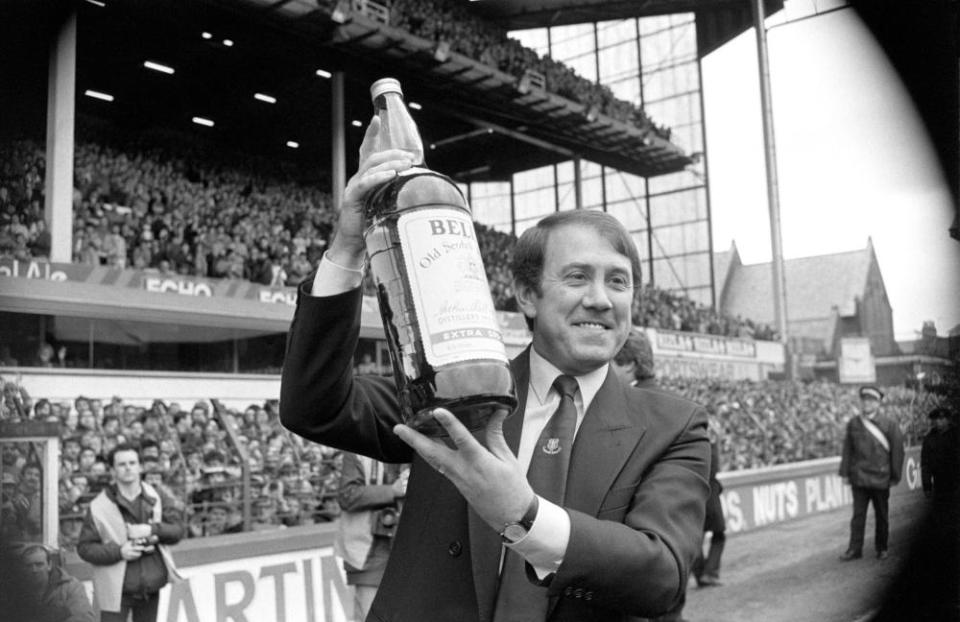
[398,208,509,367]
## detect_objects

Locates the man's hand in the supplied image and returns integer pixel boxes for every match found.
[326,116,415,267]
[394,408,534,532]
[391,468,409,499]
[12,494,29,512]
[120,540,144,561]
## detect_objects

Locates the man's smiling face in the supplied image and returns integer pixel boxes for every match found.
[517,224,634,376]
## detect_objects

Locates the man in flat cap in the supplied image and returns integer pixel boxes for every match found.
[839,385,904,560]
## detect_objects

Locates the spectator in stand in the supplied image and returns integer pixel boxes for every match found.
[190,448,238,511]
[125,420,145,446]
[0,344,19,367]
[12,462,44,540]
[1,376,31,419]
[197,502,242,536]
[102,223,127,268]
[77,409,98,436]
[2,471,23,540]
[33,397,54,422]
[0,544,96,622]
[142,461,184,514]
[78,447,98,474]
[140,440,160,461]
[60,511,86,552]
[101,415,121,438]
[251,495,280,530]
[63,436,82,467]
[141,410,164,441]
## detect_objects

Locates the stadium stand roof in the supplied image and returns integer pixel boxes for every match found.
[468,0,784,56]
[2,0,763,183]
[0,276,293,344]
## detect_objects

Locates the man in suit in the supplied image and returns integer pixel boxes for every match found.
[280,117,710,621]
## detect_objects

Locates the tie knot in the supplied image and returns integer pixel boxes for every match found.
[553,375,579,399]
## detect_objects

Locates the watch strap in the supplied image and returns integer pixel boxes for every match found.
[500,495,539,543]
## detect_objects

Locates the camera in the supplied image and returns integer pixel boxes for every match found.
[372,506,399,538]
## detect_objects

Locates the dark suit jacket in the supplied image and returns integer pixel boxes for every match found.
[839,414,905,489]
[281,286,710,622]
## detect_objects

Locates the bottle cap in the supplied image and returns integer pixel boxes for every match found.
[371,78,403,101]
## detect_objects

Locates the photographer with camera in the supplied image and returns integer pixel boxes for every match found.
[335,452,409,621]
[77,443,183,622]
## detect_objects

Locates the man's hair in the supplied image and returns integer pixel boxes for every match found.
[19,544,50,563]
[101,414,119,428]
[510,210,642,330]
[614,330,656,381]
[140,438,159,452]
[108,443,140,467]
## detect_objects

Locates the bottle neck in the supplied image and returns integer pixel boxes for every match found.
[375,92,425,166]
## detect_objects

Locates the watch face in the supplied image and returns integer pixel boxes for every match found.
[503,524,527,542]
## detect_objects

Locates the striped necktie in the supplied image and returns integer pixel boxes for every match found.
[493,374,579,621]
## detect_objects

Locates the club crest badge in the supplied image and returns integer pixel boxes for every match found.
[542,438,562,455]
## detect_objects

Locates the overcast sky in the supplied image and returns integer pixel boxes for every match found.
[700,1,960,340]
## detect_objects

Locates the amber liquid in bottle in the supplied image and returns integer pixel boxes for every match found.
[365,172,517,436]
[362,79,516,436]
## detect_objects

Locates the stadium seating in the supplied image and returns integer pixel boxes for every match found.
[0,375,937,548]
[1,133,774,340]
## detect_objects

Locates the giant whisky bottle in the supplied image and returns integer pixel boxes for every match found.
[362,78,517,436]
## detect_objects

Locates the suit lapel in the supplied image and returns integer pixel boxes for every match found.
[549,369,647,619]
[469,348,530,622]
[566,369,648,517]
[503,349,529,455]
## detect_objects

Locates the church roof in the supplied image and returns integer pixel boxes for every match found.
[719,243,874,324]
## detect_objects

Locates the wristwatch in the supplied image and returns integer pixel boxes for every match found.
[500,495,539,544]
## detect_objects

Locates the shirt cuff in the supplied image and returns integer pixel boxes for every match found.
[309,251,365,297]
[506,496,569,578]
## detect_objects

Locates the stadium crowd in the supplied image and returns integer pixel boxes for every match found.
[0,372,938,550]
[0,386,343,551]
[1,134,777,341]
